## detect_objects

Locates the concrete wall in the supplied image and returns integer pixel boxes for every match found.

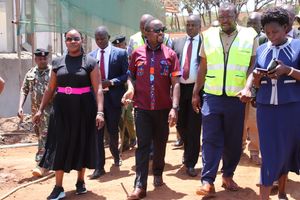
[0,0,15,52]
[0,53,32,117]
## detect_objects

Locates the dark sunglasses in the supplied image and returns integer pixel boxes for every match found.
[151,27,167,33]
[65,37,81,42]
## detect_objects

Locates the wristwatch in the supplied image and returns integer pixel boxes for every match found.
[172,105,179,112]
[110,80,114,86]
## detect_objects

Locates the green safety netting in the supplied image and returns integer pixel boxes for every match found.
[18,0,165,37]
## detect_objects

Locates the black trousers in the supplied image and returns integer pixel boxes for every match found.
[96,106,122,169]
[176,83,202,168]
[134,109,169,190]
[104,106,122,162]
[95,128,105,170]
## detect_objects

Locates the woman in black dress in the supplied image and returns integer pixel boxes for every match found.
[34,29,104,200]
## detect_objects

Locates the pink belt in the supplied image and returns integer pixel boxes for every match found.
[57,86,91,95]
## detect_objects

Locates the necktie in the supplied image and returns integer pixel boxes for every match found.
[183,37,193,80]
[100,49,105,80]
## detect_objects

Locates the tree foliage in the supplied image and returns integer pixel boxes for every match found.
[181,0,279,26]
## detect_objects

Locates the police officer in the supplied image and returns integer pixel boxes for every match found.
[112,35,127,49]
[112,35,137,152]
[18,48,52,177]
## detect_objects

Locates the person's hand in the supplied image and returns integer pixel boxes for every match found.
[252,69,265,88]
[267,60,290,79]
[96,114,105,130]
[192,93,201,113]
[32,110,42,125]
[168,108,177,127]
[236,87,252,103]
[102,80,111,89]
[18,108,24,122]
[121,90,134,107]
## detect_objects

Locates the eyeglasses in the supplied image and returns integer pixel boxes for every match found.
[150,27,167,33]
[218,15,235,20]
[65,37,81,42]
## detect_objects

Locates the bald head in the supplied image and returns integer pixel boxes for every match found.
[247,12,262,33]
[95,26,109,37]
[140,14,154,35]
[211,20,219,27]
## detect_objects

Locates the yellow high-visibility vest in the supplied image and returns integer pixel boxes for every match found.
[202,26,257,96]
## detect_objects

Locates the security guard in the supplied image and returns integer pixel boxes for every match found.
[111,35,137,152]
[112,35,127,49]
[18,48,52,177]
[192,3,257,197]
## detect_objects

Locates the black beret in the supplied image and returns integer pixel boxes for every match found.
[112,35,126,44]
[34,48,49,56]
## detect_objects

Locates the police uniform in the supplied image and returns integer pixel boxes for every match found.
[111,35,136,151]
[112,35,126,46]
[20,48,52,162]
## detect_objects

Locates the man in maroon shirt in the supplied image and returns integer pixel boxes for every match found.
[122,18,181,199]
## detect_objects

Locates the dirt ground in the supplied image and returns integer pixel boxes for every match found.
[0,117,299,200]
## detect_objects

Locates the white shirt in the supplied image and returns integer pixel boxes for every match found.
[96,42,112,79]
[180,34,200,84]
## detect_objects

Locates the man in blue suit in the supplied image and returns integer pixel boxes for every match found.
[89,26,128,179]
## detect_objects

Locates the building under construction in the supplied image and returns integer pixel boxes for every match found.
[0,0,179,116]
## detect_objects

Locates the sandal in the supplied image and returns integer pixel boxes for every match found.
[196,183,216,197]
[221,177,240,191]
[278,193,288,200]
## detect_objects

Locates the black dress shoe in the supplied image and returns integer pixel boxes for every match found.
[127,187,146,200]
[186,167,197,177]
[153,175,164,187]
[89,169,105,179]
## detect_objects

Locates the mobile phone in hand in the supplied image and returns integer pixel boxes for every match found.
[256,68,268,74]
[256,59,278,74]
[267,59,278,71]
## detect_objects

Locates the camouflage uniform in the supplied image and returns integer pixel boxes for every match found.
[21,65,52,162]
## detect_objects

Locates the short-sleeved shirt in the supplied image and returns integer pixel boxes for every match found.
[21,65,52,132]
[128,44,181,110]
[21,65,51,116]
